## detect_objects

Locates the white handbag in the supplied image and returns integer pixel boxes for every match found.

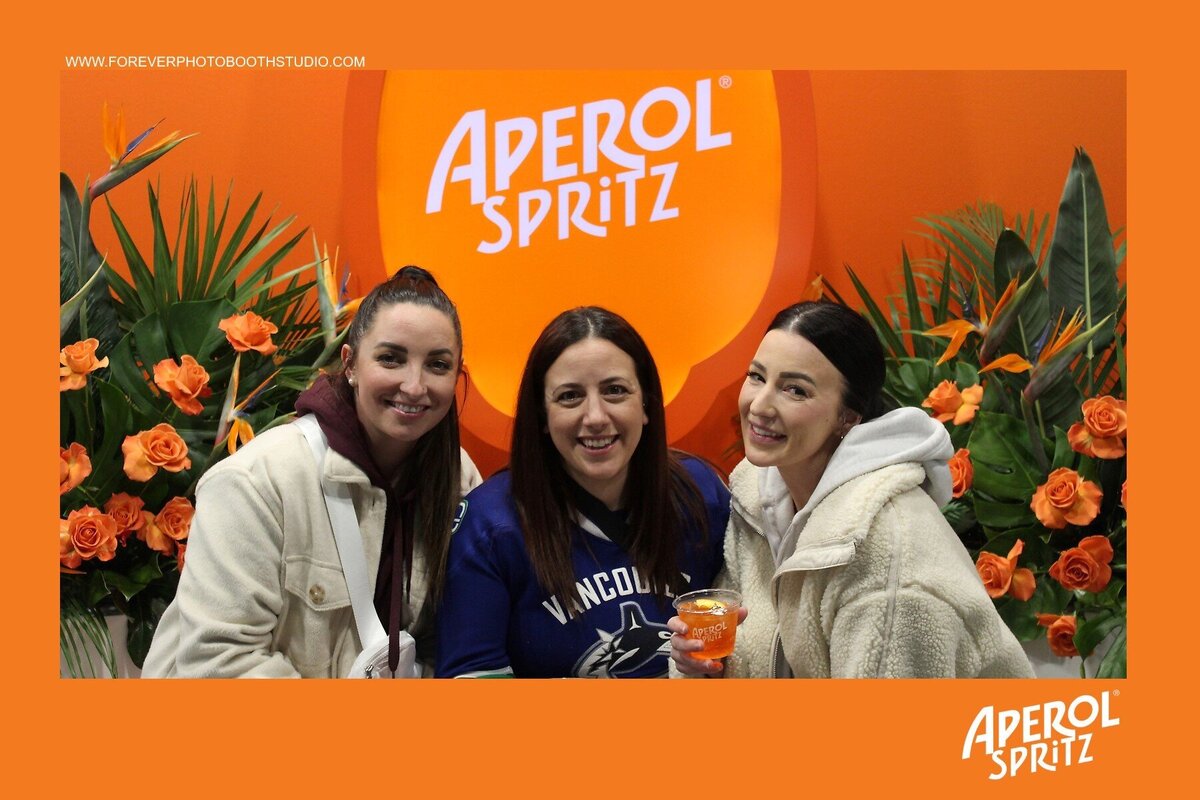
[295,415,419,679]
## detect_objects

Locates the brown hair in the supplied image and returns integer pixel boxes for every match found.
[510,307,709,617]
[342,265,464,602]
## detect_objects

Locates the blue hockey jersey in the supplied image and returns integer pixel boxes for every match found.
[436,457,729,678]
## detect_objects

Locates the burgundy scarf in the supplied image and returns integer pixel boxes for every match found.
[295,375,416,673]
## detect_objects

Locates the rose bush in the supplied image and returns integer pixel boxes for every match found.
[833,148,1126,677]
[59,111,355,676]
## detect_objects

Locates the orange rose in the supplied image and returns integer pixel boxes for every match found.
[137,511,175,556]
[59,338,109,391]
[1049,535,1114,593]
[122,423,192,481]
[1067,395,1127,459]
[1036,614,1079,657]
[921,380,983,425]
[975,539,1036,600]
[218,311,279,355]
[948,448,974,498]
[103,492,146,543]
[60,518,80,570]
[153,355,213,415]
[63,506,119,566]
[59,442,92,495]
[176,541,187,573]
[1031,467,1102,529]
[155,496,195,541]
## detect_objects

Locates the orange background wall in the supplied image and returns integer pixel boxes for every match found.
[60,70,1125,477]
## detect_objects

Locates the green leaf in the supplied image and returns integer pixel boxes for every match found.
[108,334,159,409]
[966,411,1043,499]
[106,197,161,318]
[165,298,240,363]
[1095,626,1126,678]
[1050,426,1078,471]
[1075,609,1122,660]
[996,597,1040,642]
[991,230,1049,364]
[126,607,157,668]
[91,378,135,489]
[973,495,1037,529]
[844,265,909,358]
[1046,148,1120,357]
[940,499,977,534]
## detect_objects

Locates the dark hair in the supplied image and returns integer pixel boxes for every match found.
[343,265,464,602]
[767,300,886,421]
[510,307,707,617]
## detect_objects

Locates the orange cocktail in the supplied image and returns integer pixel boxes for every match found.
[673,589,742,660]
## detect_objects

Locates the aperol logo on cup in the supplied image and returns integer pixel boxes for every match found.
[377,71,814,450]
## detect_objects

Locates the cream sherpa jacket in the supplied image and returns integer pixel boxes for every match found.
[710,408,1033,678]
[142,422,481,678]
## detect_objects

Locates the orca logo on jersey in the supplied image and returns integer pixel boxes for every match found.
[573,601,672,678]
[451,500,468,534]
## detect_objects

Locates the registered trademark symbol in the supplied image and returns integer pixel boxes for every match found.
[1112,690,1120,696]
[718,75,732,89]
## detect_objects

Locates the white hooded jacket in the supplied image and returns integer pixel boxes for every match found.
[711,407,1033,678]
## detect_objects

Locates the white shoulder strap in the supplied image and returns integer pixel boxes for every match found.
[294,415,387,648]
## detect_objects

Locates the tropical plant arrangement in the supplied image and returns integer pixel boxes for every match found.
[59,106,357,676]
[818,148,1126,678]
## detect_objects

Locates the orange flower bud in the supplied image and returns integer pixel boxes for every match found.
[1067,395,1127,459]
[1036,614,1079,657]
[921,380,982,425]
[218,311,279,355]
[1031,467,1102,529]
[153,355,213,415]
[122,423,192,482]
[59,338,110,391]
[948,448,973,498]
[59,443,92,495]
[1049,535,1115,593]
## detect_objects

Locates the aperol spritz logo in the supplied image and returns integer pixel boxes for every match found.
[424,78,732,254]
[376,71,795,436]
[962,691,1120,780]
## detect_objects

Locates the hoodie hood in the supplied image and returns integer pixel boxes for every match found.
[756,406,953,564]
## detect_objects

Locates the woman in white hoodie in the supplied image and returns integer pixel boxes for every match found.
[669,301,1033,678]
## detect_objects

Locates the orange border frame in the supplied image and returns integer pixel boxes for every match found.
[18,3,1174,796]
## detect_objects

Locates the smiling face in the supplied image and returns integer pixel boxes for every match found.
[739,329,859,490]
[341,302,460,474]
[543,337,649,510]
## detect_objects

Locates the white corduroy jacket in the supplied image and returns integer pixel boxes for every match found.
[710,408,1034,679]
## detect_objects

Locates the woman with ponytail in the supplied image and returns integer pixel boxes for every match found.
[144,267,481,677]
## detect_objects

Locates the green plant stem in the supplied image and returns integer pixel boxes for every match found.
[1019,396,1049,473]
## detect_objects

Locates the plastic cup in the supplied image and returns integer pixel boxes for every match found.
[673,589,742,660]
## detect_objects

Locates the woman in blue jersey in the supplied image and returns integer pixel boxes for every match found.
[436,307,729,678]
